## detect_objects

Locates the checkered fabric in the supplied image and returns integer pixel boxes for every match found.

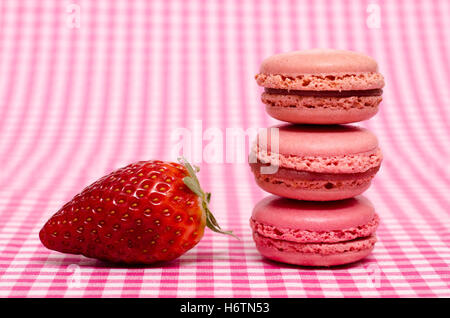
[0,0,449,297]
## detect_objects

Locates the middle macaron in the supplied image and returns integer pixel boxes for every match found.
[249,124,382,201]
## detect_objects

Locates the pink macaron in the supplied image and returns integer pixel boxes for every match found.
[250,195,379,267]
[249,124,382,201]
[255,49,384,124]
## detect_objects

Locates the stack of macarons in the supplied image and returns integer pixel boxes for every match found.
[249,49,384,267]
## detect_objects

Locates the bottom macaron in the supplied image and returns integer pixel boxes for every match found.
[250,195,379,267]
[253,233,376,267]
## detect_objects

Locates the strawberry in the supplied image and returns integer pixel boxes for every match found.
[39,158,236,264]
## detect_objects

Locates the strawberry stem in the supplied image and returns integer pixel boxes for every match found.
[178,157,239,240]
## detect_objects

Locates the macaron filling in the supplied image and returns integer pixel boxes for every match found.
[250,151,381,193]
[250,162,380,181]
[264,88,383,97]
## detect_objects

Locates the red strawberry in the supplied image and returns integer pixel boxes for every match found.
[39,158,236,264]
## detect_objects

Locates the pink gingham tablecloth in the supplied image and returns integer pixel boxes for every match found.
[0,0,449,297]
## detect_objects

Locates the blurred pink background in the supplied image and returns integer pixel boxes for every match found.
[0,0,448,297]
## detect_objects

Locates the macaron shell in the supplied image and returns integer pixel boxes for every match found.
[251,144,382,175]
[257,124,379,156]
[251,196,376,232]
[254,175,372,201]
[263,94,380,124]
[259,49,379,76]
[255,72,384,91]
[254,233,376,267]
[266,103,379,124]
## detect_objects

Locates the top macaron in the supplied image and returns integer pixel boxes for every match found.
[255,49,384,124]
